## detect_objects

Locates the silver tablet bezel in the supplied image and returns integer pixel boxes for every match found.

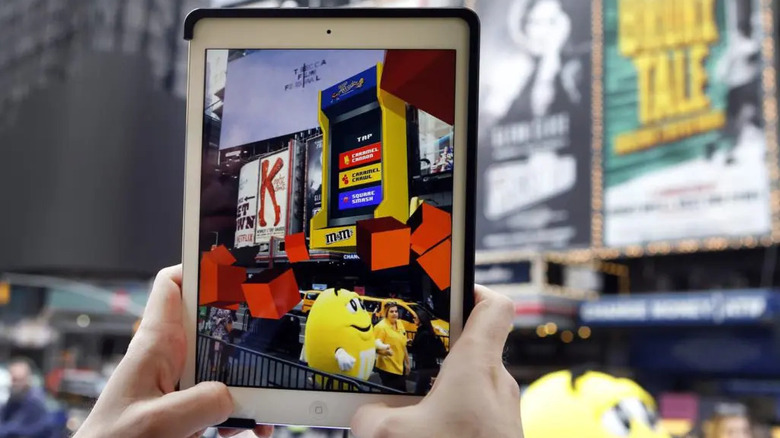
[181,11,475,428]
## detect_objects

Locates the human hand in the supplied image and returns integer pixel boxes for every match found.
[375,339,393,357]
[351,285,522,438]
[74,265,273,438]
[375,339,391,353]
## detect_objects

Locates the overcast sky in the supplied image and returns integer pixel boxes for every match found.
[219,49,385,149]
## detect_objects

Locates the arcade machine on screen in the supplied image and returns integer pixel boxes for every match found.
[327,68,384,227]
[310,63,411,251]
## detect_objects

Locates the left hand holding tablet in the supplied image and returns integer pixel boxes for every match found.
[74,265,273,438]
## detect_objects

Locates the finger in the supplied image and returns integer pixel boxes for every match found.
[253,425,274,437]
[457,284,514,360]
[150,381,233,437]
[351,404,422,438]
[141,265,184,327]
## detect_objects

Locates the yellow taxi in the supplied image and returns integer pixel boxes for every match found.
[301,290,321,314]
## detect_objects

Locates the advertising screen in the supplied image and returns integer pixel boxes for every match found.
[600,0,774,247]
[475,0,593,253]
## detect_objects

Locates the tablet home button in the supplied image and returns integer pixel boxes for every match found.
[309,401,328,418]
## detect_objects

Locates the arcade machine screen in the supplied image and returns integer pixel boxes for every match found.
[197,48,457,395]
[328,105,383,227]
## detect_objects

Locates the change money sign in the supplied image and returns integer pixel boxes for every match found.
[602,0,772,247]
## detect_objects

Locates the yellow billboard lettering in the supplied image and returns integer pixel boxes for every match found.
[701,0,719,44]
[654,51,673,121]
[682,0,697,45]
[643,1,662,52]
[635,44,712,125]
[635,53,655,125]
[689,44,711,112]
[672,50,690,114]
[663,0,683,47]
[615,109,726,155]
[619,0,721,54]
[618,0,638,57]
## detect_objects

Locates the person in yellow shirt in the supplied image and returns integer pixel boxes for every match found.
[373,302,410,391]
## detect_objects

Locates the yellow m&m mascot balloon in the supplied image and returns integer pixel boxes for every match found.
[304,289,387,380]
[522,370,671,438]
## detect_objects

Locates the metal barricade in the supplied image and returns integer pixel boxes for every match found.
[196,334,403,394]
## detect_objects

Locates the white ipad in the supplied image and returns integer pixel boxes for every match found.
[180,8,479,429]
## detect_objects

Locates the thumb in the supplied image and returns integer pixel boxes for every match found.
[351,404,421,438]
[351,403,395,438]
[149,382,234,437]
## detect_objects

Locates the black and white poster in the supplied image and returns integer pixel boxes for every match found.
[475,0,593,253]
[304,135,323,238]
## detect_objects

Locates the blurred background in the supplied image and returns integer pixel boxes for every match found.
[1,0,779,437]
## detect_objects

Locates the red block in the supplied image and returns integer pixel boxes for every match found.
[382,50,456,125]
[285,233,310,263]
[409,203,452,256]
[356,217,411,271]
[199,253,246,307]
[204,244,236,265]
[213,303,239,311]
[243,268,300,319]
[417,238,451,290]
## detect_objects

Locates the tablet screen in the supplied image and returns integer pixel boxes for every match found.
[197,48,456,395]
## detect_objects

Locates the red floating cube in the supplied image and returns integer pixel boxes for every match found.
[408,203,452,256]
[285,233,310,263]
[356,217,411,271]
[416,238,451,291]
[205,244,237,265]
[243,268,301,320]
[199,253,246,307]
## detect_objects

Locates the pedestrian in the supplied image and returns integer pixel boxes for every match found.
[0,358,52,438]
[409,312,447,395]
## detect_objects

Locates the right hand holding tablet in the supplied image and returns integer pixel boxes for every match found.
[351,285,523,438]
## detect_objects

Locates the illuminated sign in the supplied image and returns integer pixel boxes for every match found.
[338,163,382,189]
[322,65,377,109]
[331,77,365,100]
[339,142,382,170]
[580,290,776,326]
[325,228,354,245]
[338,186,382,210]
